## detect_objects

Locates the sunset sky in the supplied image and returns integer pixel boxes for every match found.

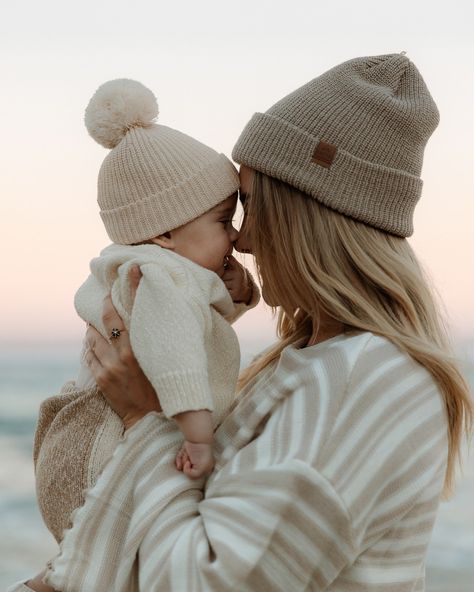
[1,0,473,351]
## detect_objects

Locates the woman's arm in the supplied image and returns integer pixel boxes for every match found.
[44,410,354,592]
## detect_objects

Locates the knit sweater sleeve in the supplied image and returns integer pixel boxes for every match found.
[45,413,356,592]
[44,333,448,592]
[75,245,219,418]
[126,259,215,418]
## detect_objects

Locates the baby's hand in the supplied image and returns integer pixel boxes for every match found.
[175,441,215,479]
[222,255,252,304]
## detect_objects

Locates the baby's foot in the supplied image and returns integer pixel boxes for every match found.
[175,441,214,479]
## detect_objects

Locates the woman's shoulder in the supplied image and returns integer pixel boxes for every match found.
[268,330,447,467]
[282,330,439,393]
[228,331,446,457]
[239,331,442,417]
[249,330,448,534]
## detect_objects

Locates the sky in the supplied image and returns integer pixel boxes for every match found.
[1,0,473,351]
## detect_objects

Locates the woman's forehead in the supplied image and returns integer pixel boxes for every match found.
[239,165,254,195]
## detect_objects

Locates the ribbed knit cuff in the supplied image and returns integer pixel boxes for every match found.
[233,113,422,237]
[154,370,214,419]
[101,154,240,244]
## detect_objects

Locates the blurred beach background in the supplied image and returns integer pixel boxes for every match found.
[1,0,473,589]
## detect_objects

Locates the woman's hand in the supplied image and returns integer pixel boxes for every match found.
[25,570,56,591]
[222,255,252,304]
[85,265,162,430]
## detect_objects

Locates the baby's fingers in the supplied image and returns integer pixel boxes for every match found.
[175,447,189,471]
[226,254,242,267]
[184,464,205,479]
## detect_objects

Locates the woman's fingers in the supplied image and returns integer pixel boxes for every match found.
[85,315,126,392]
[85,325,118,390]
[101,295,134,359]
[84,341,103,374]
[102,295,126,338]
[129,264,143,302]
[84,292,162,428]
[86,324,107,361]
[97,267,141,354]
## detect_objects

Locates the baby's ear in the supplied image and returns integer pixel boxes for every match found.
[150,232,174,250]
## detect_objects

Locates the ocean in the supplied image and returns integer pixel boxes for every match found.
[1,342,473,591]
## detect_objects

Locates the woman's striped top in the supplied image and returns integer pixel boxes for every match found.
[45,331,448,591]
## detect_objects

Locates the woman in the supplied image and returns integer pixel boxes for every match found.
[23,53,472,591]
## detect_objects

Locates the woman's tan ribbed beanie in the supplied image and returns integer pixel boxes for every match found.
[85,79,239,244]
[232,53,439,237]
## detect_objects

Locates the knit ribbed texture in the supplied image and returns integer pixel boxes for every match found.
[98,125,240,243]
[152,369,214,417]
[232,54,439,237]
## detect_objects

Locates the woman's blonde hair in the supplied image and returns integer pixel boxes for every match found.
[239,171,473,496]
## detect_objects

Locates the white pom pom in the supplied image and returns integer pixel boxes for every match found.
[85,79,159,149]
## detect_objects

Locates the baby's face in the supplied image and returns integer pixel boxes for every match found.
[169,194,238,277]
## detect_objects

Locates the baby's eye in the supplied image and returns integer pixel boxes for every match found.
[221,218,234,226]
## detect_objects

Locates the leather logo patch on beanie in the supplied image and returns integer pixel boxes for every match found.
[232,54,440,236]
[312,141,337,168]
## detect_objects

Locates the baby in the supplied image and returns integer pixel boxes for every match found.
[34,79,258,543]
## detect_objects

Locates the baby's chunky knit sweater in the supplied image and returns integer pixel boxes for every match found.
[75,243,254,421]
[34,243,259,542]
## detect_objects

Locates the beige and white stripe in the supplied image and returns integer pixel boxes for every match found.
[43,331,447,591]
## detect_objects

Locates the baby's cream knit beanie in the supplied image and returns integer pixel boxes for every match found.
[232,53,439,237]
[85,79,239,244]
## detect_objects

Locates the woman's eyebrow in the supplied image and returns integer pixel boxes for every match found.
[215,204,237,216]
